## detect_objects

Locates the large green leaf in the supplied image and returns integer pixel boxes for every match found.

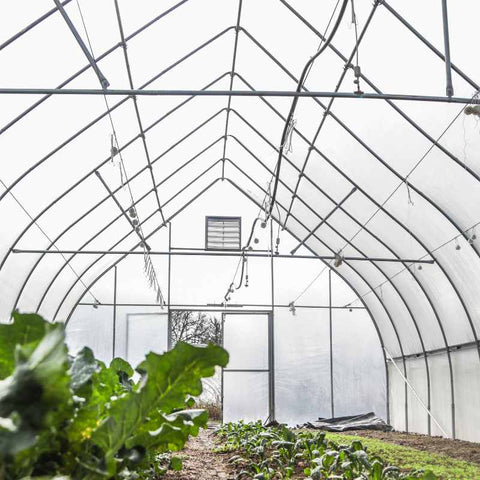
[91,342,228,469]
[0,312,54,380]
[0,323,72,479]
[69,347,98,393]
[66,359,125,447]
[0,325,70,430]
[126,409,209,451]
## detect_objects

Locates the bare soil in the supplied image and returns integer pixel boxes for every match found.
[163,426,480,479]
[164,427,234,480]
[343,429,480,465]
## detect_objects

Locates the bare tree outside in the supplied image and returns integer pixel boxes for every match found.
[170,311,223,420]
[170,310,222,347]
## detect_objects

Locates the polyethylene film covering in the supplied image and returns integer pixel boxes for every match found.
[66,304,114,364]
[389,353,455,439]
[223,372,269,423]
[332,309,386,420]
[223,313,269,370]
[274,307,332,425]
[123,313,168,368]
[452,348,480,442]
[67,304,167,368]
[405,357,429,435]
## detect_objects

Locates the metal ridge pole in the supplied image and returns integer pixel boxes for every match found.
[78,301,366,310]
[11,249,435,263]
[0,88,477,104]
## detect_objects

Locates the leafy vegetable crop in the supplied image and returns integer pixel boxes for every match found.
[215,421,438,480]
[0,311,228,479]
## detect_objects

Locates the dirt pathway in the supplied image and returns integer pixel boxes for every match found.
[164,427,234,480]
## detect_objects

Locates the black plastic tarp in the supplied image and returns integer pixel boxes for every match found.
[300,412,393,432]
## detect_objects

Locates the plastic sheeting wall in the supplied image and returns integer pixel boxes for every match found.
[275,306,386,426]
[275,307,331,425]
[124,313,168,368]
[389,347,480,442]
[67,305,168,367]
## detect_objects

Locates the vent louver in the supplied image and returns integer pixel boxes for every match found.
[206,216,241,250]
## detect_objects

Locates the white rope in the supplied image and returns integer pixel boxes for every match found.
[384,347,450,438]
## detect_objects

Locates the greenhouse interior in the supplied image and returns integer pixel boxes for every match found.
[1,0,480,479]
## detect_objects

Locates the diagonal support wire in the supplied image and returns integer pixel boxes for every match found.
[113,0,166,224]
[95,171,150,250]
[290,187,357,255]
[52,0,109,88]
[221,0,243,180]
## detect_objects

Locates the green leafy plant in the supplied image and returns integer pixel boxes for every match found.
[215,421,438,480]
[0,311,228,479]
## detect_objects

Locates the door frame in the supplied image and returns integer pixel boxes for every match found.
[221,310,275,424]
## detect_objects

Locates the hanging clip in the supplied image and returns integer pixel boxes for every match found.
[334,251,344,268]
[405,179,414,206]
[110,134,119,163]
[284,117,296,153]
[353,65,364,95]
[469,227,477,244]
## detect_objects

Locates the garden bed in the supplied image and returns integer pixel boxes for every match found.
[326,430,480,465]
[323,431,480,479]
[164,424,480,480]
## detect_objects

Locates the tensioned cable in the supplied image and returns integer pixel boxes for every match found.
[0,178,99,305]
[341,89,480,248]
[267,0,350,218]
[291,90,480,304]
[74,0,134,207]
[75,0,165,304]
[344,219,480,309]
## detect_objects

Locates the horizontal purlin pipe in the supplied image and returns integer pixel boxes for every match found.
[11,249,434,263]
[390,340,480,362]
[0,88,477,104]
[78,301,366,310]
[290,187,357,254]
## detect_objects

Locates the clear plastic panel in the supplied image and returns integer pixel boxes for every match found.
[274,307,331,425]
[224,313,268,371]
[333,309,387,419]
[452,348,480,442]
[223,371,269,423]
[66,304,114,364]
[429,353,454,438]
[124,313,168,368]
[405,357,429,435]
[388,363,407,432]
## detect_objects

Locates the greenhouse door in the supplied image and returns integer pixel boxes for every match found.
[222,312,274,423]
